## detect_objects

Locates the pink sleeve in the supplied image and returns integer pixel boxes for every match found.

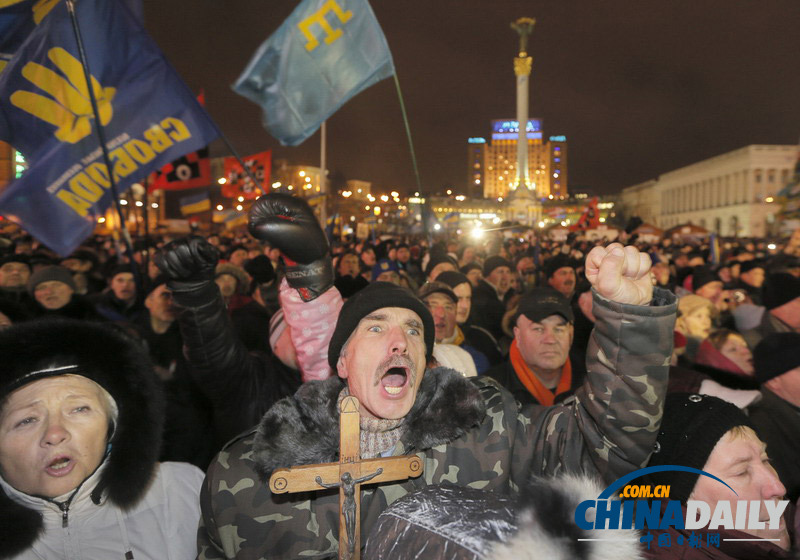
[279,279,343,383]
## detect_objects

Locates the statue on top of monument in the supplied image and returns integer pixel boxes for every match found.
[511,17,536,56]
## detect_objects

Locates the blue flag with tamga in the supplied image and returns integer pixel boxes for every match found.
[234,0,394,146]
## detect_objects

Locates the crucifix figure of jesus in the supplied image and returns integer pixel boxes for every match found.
[269,396,424,560]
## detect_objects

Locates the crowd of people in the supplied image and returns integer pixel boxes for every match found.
[0,194,798,559]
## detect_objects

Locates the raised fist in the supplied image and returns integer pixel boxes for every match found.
[154,235,219,294]
[248,193,333,301]
[585,243,653,306]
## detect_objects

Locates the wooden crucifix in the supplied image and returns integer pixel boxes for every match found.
[269,396,424,560]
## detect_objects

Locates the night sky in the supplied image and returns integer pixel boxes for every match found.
[143,0,800,196]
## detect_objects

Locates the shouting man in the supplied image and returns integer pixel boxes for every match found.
[196,197,676,559]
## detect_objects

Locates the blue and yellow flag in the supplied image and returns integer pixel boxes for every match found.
[0,0,218,256]
[0,0,142,74]
[180,191,211,216]
[234,0,394,146]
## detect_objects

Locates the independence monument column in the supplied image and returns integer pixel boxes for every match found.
[506,17,540,225]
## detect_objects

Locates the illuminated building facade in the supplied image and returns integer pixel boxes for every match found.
[478,120,568,201]
[621,144,797,237]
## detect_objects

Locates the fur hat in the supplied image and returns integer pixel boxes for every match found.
[215,262,250,294]
[0,319,163,556]
[27,265,76,295]
[543,254,575,279]
[647,393,753,503]
[328,282,434,369]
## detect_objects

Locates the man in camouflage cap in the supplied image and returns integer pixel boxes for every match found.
[197,212,677,558]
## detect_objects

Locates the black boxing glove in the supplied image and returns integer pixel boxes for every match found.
[154,236,220,304]
[248,193,333,301]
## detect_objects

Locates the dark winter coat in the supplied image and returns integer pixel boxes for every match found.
[749,389,800,503]
[470,279,507,340]
[170,281,301,450]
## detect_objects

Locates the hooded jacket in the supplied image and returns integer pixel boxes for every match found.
[0,319,203,559]
[197,288,676,559]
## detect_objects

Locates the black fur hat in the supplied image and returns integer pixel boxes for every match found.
[0,318,164,556]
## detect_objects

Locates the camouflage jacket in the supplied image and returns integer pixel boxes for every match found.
[197,288,677,559]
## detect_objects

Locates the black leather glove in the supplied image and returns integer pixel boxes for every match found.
[248,193,333,301]
[154,235,220,296]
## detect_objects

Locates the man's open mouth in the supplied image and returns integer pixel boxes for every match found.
[381,366,409,395]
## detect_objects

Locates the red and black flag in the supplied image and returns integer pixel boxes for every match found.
[569,197,600,232]
[147,148,211,192]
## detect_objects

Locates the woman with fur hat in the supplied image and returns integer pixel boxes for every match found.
[0,319,203,559]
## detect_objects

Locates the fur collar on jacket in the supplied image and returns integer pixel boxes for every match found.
[252,367,486,481]
[0,318,163,558]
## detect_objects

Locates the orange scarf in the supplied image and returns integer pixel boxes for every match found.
[509,339,572,406]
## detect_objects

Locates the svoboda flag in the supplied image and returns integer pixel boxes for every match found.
[0,0,218,256]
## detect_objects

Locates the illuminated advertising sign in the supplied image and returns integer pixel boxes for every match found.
[468,137,486,144]
[491,119,542,141]
[549,135,566,142]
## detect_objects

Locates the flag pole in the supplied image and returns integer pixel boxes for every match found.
[319,120,327,227]
[65,0,142,292]
[392,74,429,242]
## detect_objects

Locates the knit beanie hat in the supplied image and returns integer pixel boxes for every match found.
[334,274,369,299]
[690,266,721,292]
[435,271,470,290]
[753,332,800,383]
[738,260,765,274]
[27,265,77,294]
[647,393,754,503]
[460,262,482,276]
[482,256,512,278]
[328,282,434,369]
[762,273,800,310]
[0,254,31,271]
[424,254,458,278]
[106,264,135,281]
[371,258,400,282]
[244,255,275,285]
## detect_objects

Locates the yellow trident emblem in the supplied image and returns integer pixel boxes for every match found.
[10,46,116,143]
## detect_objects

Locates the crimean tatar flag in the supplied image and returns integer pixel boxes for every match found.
[233,0,394,146]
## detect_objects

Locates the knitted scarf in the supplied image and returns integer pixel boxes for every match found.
[338,388,405,459]
[509,339,572,406]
